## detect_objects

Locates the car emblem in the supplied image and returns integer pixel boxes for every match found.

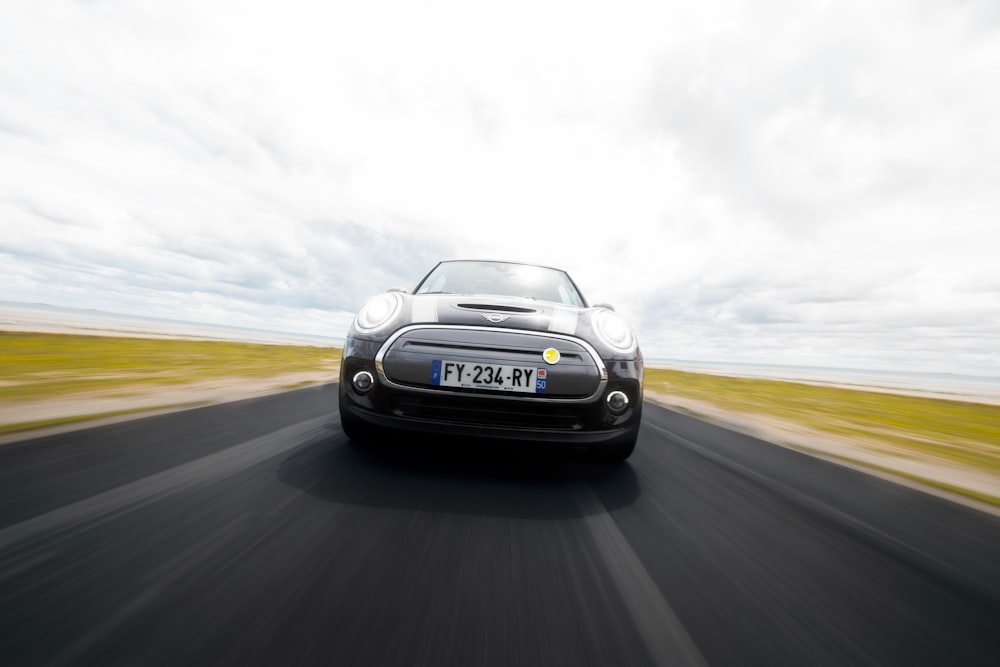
[481,313,510,324]
[542,348,561,365]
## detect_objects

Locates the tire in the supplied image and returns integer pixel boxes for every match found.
[339,395,374,444]
[592,437,636,462]
[610,438,637,461]
[340,411,367,443]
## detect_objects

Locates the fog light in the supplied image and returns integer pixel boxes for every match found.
[352,370,374,394]
[606,390,629,415]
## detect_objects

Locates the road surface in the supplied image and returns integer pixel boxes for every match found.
[1,383,998,665]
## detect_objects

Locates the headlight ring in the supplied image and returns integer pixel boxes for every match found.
[355,293,403,333]
[593,309,636,352]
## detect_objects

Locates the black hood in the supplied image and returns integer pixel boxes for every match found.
[406,294,582,333]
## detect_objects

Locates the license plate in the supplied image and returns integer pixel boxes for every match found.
[430,360,547,393]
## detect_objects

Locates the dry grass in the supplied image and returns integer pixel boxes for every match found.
[645,367,1000,476]
[0,332,341,434]
[1,332,340,398]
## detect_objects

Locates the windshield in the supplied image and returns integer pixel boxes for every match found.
[414,261,587,307]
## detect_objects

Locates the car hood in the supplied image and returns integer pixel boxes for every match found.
[405,294,586,335]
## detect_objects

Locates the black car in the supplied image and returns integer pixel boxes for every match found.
[338,260,643,460]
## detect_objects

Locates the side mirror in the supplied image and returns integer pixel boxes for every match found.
[592,302,615,311]
[386,287,408,294]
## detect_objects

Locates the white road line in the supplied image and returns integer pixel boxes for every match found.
[0,416,333,551]
[571,482,707,667]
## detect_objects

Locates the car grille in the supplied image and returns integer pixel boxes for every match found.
[378,326,604,400]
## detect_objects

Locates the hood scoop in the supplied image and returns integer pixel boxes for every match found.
[456,303,539,314]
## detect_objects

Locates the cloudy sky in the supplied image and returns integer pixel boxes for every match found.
[2,0,998,374]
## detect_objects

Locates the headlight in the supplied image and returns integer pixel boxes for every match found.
[593,309,636,352]
[355,293,402,333]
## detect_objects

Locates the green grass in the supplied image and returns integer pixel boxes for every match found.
[0,331,340,401]
[645,367,1000,477]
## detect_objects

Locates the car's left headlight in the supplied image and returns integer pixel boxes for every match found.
[593,309,636,353]
[355,293,403,333]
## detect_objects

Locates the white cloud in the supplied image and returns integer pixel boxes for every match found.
[1,0,998,374]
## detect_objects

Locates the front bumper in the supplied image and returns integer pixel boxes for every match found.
[339,327,643,446]
[339,400,641,445]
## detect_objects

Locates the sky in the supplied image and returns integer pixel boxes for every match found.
[2,0,998,375]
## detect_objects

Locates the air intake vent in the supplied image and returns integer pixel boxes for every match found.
[456,303,538,313]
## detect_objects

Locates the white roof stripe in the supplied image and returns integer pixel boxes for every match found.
[548,307,578,335]
[410,297,439,323]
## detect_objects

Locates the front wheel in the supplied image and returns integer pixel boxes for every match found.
[340,411,367,443]
[339,395,377,444]
[591,437,636,462]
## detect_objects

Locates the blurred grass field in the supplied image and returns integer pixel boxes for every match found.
[0,332,340,397]
[646,368,1000,489]
[0,332,340,433]
[3,332,997,505]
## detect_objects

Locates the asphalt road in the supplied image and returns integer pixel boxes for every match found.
[1,383,999,666]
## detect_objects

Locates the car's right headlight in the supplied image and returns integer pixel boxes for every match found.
[355,293,403,333]
[592,308,636,353]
